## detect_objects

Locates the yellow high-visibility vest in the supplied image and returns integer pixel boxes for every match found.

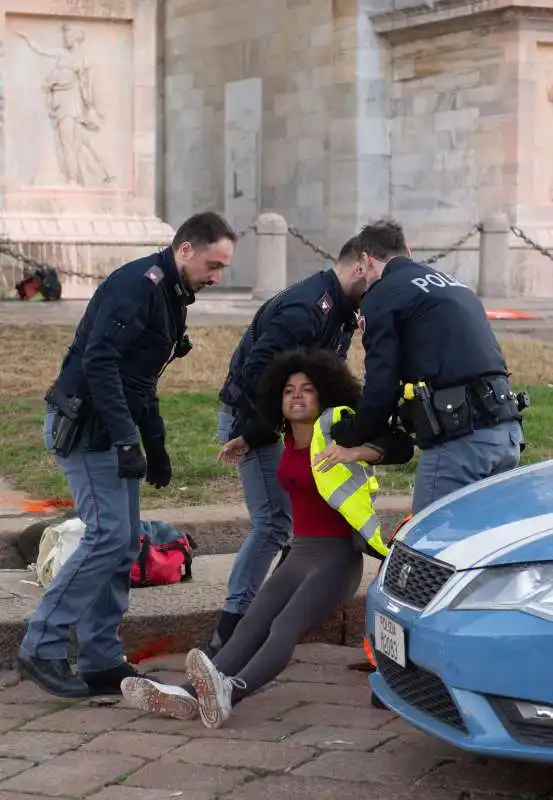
[310,406,389,558]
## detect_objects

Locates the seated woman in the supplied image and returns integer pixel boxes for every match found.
[121,348,413,729]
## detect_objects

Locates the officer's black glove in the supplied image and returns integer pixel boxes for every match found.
[143,437,172,489]
[241,418,280,450]
[117,444,147,480]
[364,430,415,465]
[331,409,363,449]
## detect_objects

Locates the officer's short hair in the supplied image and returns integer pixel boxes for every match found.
[337,236,363,263]
[172,212,237,251]
[359,219,407,261]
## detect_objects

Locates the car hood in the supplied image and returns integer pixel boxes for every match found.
[395,460,553,570]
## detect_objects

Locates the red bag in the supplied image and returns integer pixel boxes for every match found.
[130,534,196,588]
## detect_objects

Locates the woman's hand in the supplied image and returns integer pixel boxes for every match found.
[312,443,383,473]
[217,436,250,466]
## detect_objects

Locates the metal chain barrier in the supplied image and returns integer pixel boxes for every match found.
[510,225,553,262]
[287,221,483,270]
[287,225,337,262]
[0,221,257,286]
[0,241,108,283]
[5,219,553,289]
[236,222,256,240]
[422,223,482,266]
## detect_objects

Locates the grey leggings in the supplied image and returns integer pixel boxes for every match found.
[212,535,363,697]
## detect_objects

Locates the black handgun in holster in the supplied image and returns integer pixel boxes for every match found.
[402,381,475,447]
[402,382,443,447]
[45,385,86,458]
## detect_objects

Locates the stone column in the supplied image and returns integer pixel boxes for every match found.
[477,214,511,298]
[253,213,287,300]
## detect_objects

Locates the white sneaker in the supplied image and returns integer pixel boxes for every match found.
[121,677,199,720]
[185,648,247,729]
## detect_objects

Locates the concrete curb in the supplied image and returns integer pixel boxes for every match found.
[0,497,410,664]
[0,554,381,668]
[0,495,411,532]
[0,496,412,568]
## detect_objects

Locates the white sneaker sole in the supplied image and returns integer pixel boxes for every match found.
[185,649,228,729]
[121,677,198,720]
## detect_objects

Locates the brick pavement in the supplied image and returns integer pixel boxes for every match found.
[0,644,550,799]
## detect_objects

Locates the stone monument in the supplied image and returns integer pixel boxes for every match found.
[0,0,172,298]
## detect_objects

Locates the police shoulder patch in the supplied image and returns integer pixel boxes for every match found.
[316,292,333,315]
[144,265,164,285]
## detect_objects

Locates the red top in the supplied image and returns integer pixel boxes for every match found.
[277,436,352,539]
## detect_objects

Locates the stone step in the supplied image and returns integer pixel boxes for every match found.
[0,496,411,569]
[0,553,379,668]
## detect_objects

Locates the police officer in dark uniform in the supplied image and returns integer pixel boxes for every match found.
[18,212,237,699]
[322,218,525,516]
[207,237,373,654]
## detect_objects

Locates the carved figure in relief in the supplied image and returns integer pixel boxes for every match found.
[547,81,553,200]
[17,23,115,187]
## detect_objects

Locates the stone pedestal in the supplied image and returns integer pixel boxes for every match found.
[0,0,173,299]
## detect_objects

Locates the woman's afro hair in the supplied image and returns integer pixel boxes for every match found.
[255,347,362,432]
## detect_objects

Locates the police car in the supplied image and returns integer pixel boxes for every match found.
[367,459,553,763]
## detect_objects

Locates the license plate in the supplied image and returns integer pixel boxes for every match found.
[374,612,406,667]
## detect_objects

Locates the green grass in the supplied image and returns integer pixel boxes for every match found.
[0,393,231,508]
[0,386,550,507]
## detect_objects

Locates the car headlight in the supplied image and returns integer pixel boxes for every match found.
[450,563,553,621]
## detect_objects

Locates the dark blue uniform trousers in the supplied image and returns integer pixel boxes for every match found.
[412,420,522,515]
[21,409,141,673]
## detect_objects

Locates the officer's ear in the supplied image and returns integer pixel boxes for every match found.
[406,246,413,258]
[358,252,370,273]
[176,241,194,263]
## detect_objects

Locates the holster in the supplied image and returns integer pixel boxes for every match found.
[45,385,86,459]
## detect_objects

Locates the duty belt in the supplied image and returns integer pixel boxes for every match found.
[401,375,523,449]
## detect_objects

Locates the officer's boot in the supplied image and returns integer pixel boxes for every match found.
[204,611,244,658]
[17,651,89,699]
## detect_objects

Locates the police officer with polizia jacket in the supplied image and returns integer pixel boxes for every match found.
[208,236,414,655]
[314,218,528,516]
[17,211,237,699]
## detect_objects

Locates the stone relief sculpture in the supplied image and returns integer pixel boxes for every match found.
[17,23,115,187]
[547,80,553,200]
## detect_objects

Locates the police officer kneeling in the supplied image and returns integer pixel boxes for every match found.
[329,218,527,516]
[18,211,236,699]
